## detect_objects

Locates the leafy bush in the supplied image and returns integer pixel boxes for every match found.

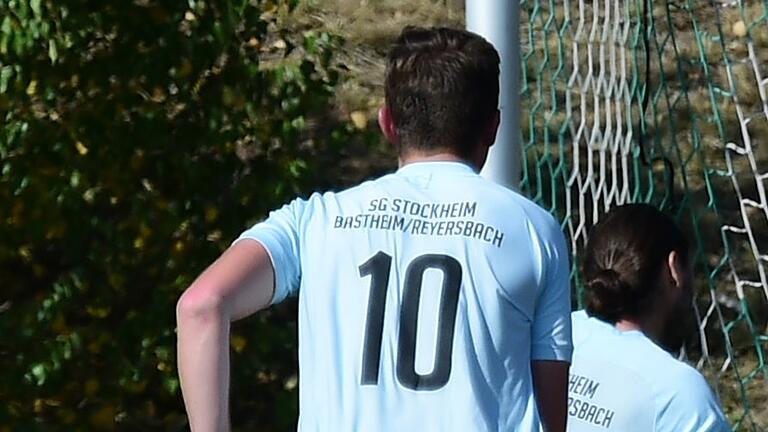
[0,0,366,430]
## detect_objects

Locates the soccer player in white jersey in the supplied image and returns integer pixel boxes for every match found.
[567,204,730,432]
[177,26,572,432]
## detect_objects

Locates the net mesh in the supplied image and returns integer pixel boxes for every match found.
[519,0,768,429]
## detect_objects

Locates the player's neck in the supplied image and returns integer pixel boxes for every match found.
[615,316,665,344]
[398,152,478,170]
[614,319,642,332]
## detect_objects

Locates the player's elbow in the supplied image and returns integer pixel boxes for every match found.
[176,283,227,326]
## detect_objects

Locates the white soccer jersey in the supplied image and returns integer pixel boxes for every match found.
[567,311,731,432]
[237,162,572,432]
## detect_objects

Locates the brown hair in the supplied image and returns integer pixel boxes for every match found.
[583,204,690,323]
[385,26,500,158]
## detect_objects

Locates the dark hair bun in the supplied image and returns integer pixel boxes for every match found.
[584,268,629,323]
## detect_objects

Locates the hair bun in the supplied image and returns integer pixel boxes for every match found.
[584,268,628,322]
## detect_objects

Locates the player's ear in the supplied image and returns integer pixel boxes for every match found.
[481,109,501,149]
[666,250,686,291]
[378,105,399,145]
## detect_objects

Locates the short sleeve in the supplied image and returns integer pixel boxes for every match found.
[656,370,732,432]
[234,198,305,305]
[530,218,573,362]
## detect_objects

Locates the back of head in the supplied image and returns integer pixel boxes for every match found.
[385,26,500,159]
[583,204,689,323]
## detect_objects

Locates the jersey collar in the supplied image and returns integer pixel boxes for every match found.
[396,161,478,176]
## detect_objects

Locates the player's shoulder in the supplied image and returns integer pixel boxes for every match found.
[571,311,633,352]
[570,319,729,430]
[315,172,401,202]
[482,178,554,217]
[651,355,730,431]
[621,335,716,405]
[571,310,600,341]
[654,355,716,399]
[571,310,590,335]
[574,324,705,399]
[281,173,396,212]
[572,314,663,363]
[471,177,563,234]
[571,309,591,324]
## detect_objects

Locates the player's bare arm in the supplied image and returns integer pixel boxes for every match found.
[176,240,275,432]
[532,359,570,432]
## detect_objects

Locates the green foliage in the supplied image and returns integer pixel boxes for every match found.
[0,0,360,430]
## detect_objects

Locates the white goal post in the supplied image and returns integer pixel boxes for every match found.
[466,0,522,190]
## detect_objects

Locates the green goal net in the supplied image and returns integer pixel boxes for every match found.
[519,0,768,429]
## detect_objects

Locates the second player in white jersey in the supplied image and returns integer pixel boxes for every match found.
[237,161,572,431]
[565,204,731,432]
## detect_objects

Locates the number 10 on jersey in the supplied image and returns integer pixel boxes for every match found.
[358,251,462,391]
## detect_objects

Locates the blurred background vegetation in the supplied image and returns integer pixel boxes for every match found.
[0,0,380,429]
[2,0,766,430]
